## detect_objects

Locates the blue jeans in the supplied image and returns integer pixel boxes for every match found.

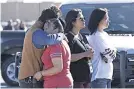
[91,78,111,88]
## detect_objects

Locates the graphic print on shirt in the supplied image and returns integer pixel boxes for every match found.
[100,48,116,63]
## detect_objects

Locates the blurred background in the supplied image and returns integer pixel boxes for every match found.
[0,0,63,31]
[0,0,134,88]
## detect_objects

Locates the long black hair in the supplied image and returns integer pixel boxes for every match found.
[88,8,108,35]
[65,9,82,33]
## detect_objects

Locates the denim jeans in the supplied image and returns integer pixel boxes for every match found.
[91,78,111,88]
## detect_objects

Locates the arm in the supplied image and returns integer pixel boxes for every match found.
[41,57,63,76]
[67,40,83,62]
[96,34,116,62]
[71,49,93,62]
[68,38,93,62]
[32,29,65,49]
[41,44,63,76]
[71,52,86,62]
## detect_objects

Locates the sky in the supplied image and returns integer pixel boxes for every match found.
[0,0,64,3]
[1,0,134,3]
[23,0,64,3]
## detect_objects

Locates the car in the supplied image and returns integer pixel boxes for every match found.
[1,30,25,86]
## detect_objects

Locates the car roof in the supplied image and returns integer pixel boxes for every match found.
[61,0,134,5]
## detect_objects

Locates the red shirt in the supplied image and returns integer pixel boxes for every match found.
[41,40,73,88]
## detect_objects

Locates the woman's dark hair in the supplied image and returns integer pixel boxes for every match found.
[38,6,61,24]
[59,17,66,30]
[88,8,108,35]
[65,9,82,33]
[54,18,66,33]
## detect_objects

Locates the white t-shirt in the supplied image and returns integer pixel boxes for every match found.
[87,30,116,82]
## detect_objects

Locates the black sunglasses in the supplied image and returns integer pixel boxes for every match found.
[77,17,85,21]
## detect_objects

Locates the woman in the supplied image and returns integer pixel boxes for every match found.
[33,18,73,88]
[65,9,93,88]
[87,8,117,88]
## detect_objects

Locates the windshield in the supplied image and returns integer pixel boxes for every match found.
[60,3,134,33]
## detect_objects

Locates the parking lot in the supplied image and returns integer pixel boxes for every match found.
[0,71,18,88]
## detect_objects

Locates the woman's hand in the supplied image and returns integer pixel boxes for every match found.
[33,71,42,81]
[84,48,94,58]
